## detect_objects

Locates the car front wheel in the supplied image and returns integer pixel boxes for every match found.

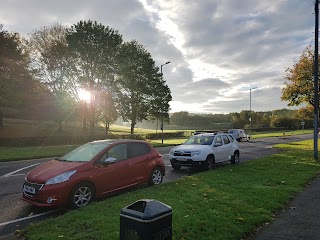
[68,182,94,209]
[148,167,163,186]
[231,152,240,164]
[203,155,215,171]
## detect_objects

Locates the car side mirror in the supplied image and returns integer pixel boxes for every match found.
[214,143,222,147]
[102,157,117,164]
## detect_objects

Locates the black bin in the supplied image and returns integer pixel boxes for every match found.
[120,199,172,240]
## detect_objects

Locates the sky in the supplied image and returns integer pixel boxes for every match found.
[0,0,316,114]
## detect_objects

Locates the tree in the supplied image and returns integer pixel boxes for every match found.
[66,20,123,137]
[170,112,190,126]
[96,91,118,134]
[281,45,315,107]
[0,25,40,127]
[27,23,77,131]
[114,40,172,134]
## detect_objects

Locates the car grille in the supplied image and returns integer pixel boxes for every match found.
[23,181,44,197]
[173,151,192,157]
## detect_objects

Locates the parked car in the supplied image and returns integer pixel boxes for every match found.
[169,132,240,171]
[22,140,165,209]
[228,129,250,141]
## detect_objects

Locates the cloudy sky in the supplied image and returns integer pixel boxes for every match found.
[0,0,316,114]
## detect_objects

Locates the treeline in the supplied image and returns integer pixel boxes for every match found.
[136,108,312,130]
[0,21,171,136]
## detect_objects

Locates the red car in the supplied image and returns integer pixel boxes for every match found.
[22,140,165,208]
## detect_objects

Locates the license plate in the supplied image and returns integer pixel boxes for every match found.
[23,185,35,194]
[178,158,188,161]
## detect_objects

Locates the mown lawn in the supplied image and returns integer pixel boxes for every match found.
[21,140,320,240]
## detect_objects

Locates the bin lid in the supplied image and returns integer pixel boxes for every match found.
[120,199,172,222]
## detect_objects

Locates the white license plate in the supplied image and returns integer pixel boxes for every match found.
[178,158,188,161]
[24,185,35,194]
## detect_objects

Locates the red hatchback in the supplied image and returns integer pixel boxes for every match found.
[22,140,165,208]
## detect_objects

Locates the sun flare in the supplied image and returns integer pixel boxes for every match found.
[78,89,91,103]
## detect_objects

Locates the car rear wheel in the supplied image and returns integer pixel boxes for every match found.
[148,167,163,186]
[68,182,94,209]
[231,151,240,164]
[203,155,215,171]
[172,164,181,171]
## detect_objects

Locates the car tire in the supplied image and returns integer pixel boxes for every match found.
[231,151,240,164]
[68,182,94,209]
[148,167,163,186]
[239,137,242,142]
[203,155,215,171]
[172,164,181,171]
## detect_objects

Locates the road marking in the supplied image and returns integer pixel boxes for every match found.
[5,174,26,177]
[1,163,41,178]
[0,210,59,227]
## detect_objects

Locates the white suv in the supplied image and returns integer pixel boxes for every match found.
[169,133,240,171]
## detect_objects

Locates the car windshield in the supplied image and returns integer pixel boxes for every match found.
[184,136,214,145]
[59,142,111,162]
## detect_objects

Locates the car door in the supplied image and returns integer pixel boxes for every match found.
[221,135,233,161]
[213,135,225,162]
[126,142,152,184]
[93,143,132,195]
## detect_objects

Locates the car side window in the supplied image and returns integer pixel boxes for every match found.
[215,136,223,146]
[222,135,230,145]
[107,144,127,161]
[128,143,150,158]
[228,135,234,142]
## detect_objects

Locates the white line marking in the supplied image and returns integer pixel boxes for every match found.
[5,174,26,177]
[0,210,59,227]
[2,163,41,178]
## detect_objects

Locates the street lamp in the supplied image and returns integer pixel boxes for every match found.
[249,87,257,134]
[160,61,171,144]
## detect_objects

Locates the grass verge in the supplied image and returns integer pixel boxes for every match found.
[0,139,187,162]
[22,140,320,240]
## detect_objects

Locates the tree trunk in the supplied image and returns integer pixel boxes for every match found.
[105,121,110,135]
[82,103,87,133]
[130,122,135,135]
[0,110,3,128]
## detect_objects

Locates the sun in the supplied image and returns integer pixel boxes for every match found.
[78,89,91,103]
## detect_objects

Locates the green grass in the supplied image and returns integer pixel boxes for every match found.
[0,145,79,162]
[0,138,188,162]
[252,129,313,138]
[22,140,320,240]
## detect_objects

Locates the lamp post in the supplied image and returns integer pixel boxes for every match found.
[249,87,257,134]
[160,61,170,144]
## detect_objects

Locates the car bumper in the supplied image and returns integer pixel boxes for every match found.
[22,183,71,208]
[170,158,205,168]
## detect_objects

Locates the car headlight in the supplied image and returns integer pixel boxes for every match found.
[45,170,76,185]
[191,151,200,156]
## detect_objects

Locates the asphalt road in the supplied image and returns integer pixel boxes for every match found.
[0,134,313,237]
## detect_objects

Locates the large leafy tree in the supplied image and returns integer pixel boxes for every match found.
[0,25,42,127]
[114,40,172,134]
[27,23,77,131]
[281,45,315,107]
[66,20,123,137]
